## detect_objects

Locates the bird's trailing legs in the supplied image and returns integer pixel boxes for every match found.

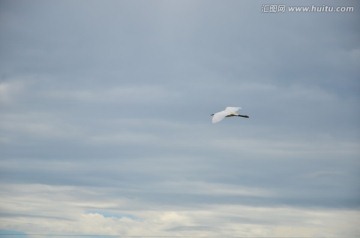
[225,114,249,118]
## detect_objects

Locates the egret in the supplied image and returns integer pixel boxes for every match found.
[211,107,249,123]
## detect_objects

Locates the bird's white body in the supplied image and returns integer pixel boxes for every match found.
[211,107,248,123]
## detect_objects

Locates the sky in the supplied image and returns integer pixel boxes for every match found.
[0,0,359,237]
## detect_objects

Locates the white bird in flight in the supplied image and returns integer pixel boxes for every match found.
[211,107,249,123]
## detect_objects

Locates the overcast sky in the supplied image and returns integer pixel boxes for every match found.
[0,0,359,237]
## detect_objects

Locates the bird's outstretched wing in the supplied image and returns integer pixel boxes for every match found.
[212,111,228,123]
[224,107,241,113]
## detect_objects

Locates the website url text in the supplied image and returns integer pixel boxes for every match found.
[261,5,355,13]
